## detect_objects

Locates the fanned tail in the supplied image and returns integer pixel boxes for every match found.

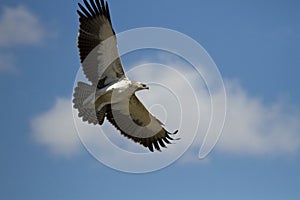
[73,81,106,125]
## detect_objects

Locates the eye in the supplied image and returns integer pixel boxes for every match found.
[142,84,146,87]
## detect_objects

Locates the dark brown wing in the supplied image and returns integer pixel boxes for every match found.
[106,94,178,152]
[77,0,125,87]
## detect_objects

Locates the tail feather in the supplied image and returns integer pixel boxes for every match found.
[73,81,101,125]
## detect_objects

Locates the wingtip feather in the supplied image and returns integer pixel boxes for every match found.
[83,0,96,16]
[78,3,92,18]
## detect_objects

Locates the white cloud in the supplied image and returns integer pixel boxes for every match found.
[30,62,300,161]
[129,63,300,160]
[31,98,82,157]
[217,80,300,156]
[0,5,46,47]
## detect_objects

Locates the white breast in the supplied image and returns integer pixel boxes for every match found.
[106,79,131,92]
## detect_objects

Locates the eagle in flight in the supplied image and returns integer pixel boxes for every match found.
[73,0,178,152]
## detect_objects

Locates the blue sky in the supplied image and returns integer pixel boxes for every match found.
[1,0,300,199]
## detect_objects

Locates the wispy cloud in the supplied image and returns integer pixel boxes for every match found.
[0,5,49,73]
[0,5,46,47]
[30,61,300,161]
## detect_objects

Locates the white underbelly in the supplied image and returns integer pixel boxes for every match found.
[84,79,132,111]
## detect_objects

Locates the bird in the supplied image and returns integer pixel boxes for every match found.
[73,0,178,152]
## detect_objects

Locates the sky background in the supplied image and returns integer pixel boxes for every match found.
[1,0,300,199]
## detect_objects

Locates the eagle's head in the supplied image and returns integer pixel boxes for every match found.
[132,81,149,91]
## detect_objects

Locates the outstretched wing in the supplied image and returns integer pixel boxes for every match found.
[106,94,178,152]
[77,0,125,88]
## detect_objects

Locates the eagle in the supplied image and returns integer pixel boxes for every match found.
[73,0,178,152]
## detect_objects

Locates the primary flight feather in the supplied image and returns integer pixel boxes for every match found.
[73,0,178,152]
